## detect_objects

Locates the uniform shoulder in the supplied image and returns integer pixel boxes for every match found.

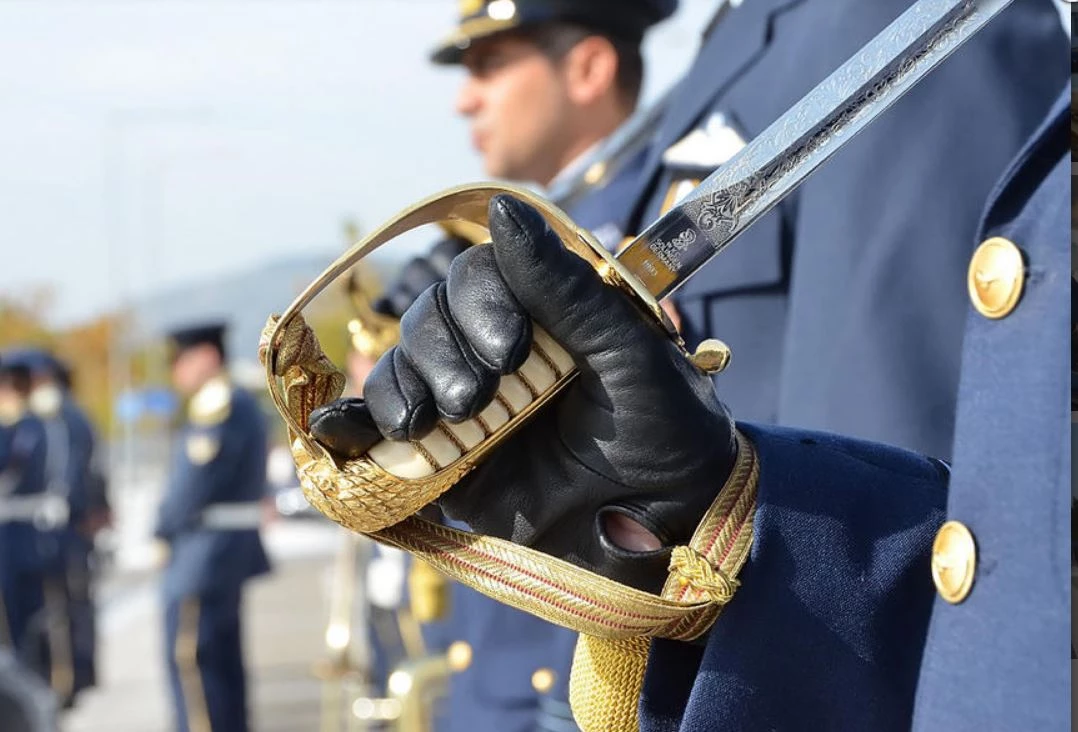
[11,413,46,455]
[188,377,234,426]
[226,385,267,429]
[228,385,260,413]
[62,398,95,437]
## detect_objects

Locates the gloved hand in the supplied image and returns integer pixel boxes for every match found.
[312,196,737,593]
[373,237,471,317]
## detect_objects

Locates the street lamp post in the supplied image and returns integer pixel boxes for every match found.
[101,106,216,495]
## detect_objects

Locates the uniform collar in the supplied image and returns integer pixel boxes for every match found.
[546,139,603,196]
[625,0,806,232]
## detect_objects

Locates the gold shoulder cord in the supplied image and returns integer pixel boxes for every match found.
[260,183,758,732]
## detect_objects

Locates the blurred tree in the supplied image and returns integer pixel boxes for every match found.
[0,286,54,345]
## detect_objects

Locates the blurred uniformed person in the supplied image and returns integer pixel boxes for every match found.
[9,348,108,707]
[156,323,271,732]
[0,358,53,684]
[368,0,677,353]
[433,0,664,220]
[0,644,58,732]
[337,3,677,730]
[313,76,1072,729]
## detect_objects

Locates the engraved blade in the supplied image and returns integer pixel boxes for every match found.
[616,0,1014,300]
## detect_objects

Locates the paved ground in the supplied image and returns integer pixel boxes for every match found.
[61,520,349,732]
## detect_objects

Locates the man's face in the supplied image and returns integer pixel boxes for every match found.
[456,34,572,184]
[0,379,25,424]
[170,344,220,396]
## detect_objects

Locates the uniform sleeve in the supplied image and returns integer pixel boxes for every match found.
[65,410,96,520]
[640,423,948,732]
[6,420,48,496]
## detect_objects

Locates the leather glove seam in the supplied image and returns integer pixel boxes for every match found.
[391,349,432,440]
[555,430,631,495]
[552,431,680,551]
[432,283,496,416]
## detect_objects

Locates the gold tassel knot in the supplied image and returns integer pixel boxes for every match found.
[669,546,740,605]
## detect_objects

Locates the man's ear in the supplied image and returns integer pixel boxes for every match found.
[563,35,619,107]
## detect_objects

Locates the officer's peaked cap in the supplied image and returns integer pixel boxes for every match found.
[167,322,228,356]
[431,0,678,65]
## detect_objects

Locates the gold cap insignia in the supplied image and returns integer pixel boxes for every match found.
[459,0,484,17]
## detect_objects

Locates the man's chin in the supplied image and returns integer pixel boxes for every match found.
[485,162,534,186]
[481,159,509,180]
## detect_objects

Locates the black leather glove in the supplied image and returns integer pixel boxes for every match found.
[312,195,737,593]
[374,237,471,317]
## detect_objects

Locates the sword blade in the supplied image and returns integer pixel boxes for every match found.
[616,0,1013,300]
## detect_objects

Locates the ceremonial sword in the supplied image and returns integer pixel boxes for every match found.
[264,0,1019,534]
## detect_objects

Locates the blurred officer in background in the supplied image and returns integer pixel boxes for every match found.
[0,358,53,686]
[155,323,271,732]
[9,348,109,708]
[369,0,677,350]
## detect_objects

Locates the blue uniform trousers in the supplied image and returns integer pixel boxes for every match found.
[65,532,96,695]
[0,567,45,675]
[165,586,247,732]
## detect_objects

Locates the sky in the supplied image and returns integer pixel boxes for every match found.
[0,0,719,326]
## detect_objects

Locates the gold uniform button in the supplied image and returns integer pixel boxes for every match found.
[583,161,607,186]
[446,641,472,672]
[967,236,1024,319]
[531,667,557,694]
[931,520,976,604]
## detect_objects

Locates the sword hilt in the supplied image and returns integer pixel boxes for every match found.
[261,183,677,534]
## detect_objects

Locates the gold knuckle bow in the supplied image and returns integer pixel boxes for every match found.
[259,182,758,731]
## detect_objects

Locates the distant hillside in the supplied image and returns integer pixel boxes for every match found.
[129,252,400,369]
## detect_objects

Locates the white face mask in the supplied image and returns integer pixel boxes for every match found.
[29,383,63,418]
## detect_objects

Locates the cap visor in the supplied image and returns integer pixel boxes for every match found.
[429,17,521,64]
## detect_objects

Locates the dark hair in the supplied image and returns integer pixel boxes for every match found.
[528,21,645,108]
[0,366,32,396]
[55,363,73,391]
